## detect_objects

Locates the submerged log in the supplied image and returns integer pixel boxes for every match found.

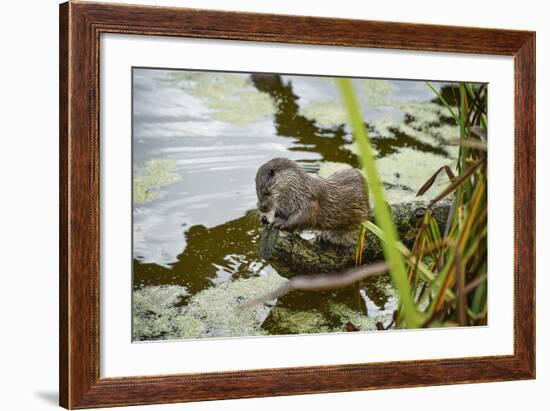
[259,201,451,278]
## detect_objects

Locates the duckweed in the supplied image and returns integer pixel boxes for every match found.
[133,159,179,204]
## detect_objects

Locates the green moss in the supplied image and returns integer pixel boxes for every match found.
[133,159,179,204]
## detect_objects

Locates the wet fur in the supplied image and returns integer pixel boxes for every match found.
[255,158,370,246]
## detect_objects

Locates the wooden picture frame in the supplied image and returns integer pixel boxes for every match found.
[59,1,535,408]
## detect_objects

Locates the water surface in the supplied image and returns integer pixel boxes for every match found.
[132,68,459,341]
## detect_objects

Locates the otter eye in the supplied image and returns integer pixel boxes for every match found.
[263,189,270,196]
[268,169,275,177]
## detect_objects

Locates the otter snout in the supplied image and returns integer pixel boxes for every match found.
[257,198,274,226]
[260,211,274,225]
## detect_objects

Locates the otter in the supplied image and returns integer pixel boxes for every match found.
[255,158,370,246]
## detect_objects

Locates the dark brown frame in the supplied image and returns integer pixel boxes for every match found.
[59,1,536,409]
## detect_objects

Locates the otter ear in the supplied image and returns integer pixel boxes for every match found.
[268,168,275,177]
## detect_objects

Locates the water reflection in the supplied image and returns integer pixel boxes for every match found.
[134,215,264,294]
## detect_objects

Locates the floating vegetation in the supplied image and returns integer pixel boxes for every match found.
[360,79,394,107]
[133,159,179,204]
[317,161,352,178]
[166,71,276,126]
[133,272,288,340]
[332,146,455,204]
[375,148,456,203]
[133,285,192,340]
[264,302,393,335]
[296,79,394,128]
[296,79,459,153]
[372,114,400,137]
[265,308,331,334]
[299,100,348,128]
[182,272,286,338]
[394,101,460,145]
[329,303,391,331]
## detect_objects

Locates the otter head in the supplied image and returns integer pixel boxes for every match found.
[255,158,299,225]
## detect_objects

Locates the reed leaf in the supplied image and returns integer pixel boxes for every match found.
[365,221,455,301]
[416,165,456,197]
[337,78,423,328]
[426,81,459,123]
[429,158,484,207]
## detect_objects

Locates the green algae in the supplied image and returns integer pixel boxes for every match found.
[359,79,394,107]
[297,80,393,127]
[265,301,395,335]
[180,272,287,338]
[296,80,460,152]
[167,72,276,126]
[133,285,192,340]
[133,159,179,204]
[372,113,400,136]
[133,272,288,340]
[266,308,331,334]
[375,147,456,204]
[132,273,395,339]
[337,144,456,204]
[132,270,398,340]
[299,100,348,128]
[328,303,378,331]
[395,101,460,145]
[342,142,380,158]
[317,161,352,178]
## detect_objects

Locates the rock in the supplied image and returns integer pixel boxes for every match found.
[259,200,451,278]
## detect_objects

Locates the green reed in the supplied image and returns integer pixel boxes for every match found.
[338,79,488,328]
[337,78,424,328]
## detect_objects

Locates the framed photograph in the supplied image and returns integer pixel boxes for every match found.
[59,1,535,408]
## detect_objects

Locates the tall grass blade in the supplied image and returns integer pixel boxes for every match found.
[337,78,423,328]
[426,81,459,123]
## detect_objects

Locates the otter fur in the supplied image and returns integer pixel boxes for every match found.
[255,158,370,246]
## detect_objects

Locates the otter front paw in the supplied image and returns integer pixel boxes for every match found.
[270,209,292,230]
[271,216,289,230]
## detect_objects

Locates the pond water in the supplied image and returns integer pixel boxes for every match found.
[132,68,459,341]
